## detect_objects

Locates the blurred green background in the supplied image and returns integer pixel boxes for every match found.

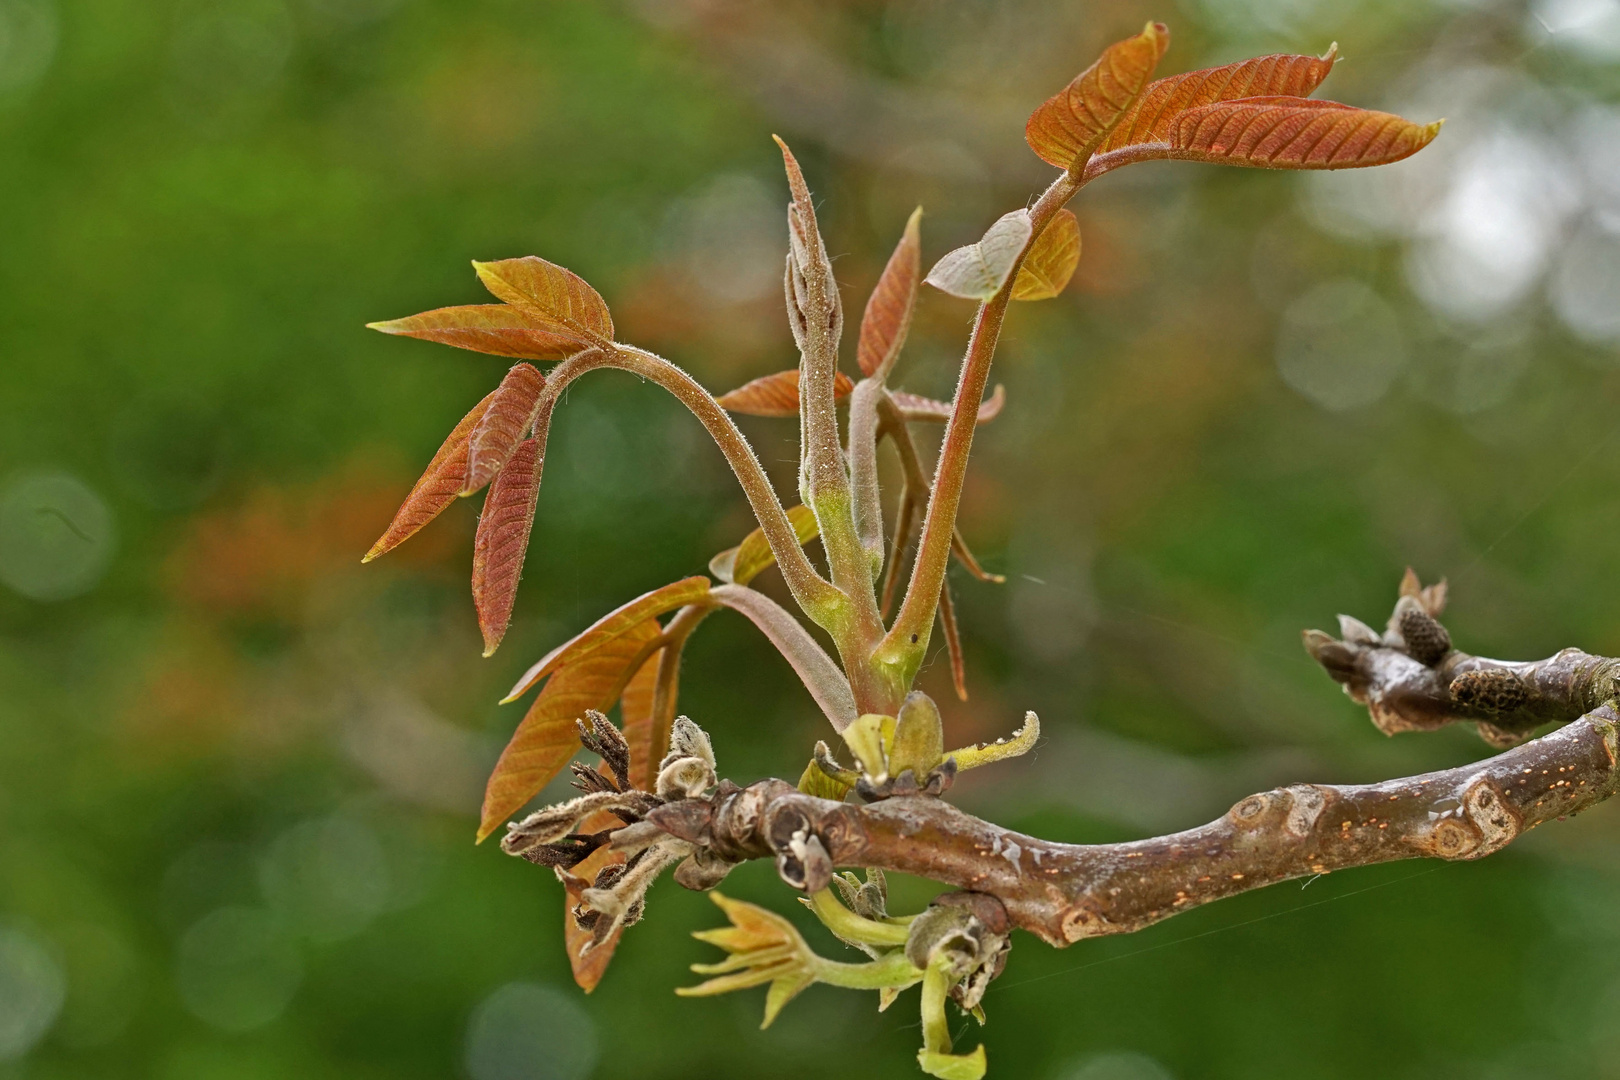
[4,0,1620,1077]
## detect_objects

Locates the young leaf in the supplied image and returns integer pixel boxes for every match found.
[1165,97,1442,169]
[1025,21,1170,170]
[1011,209,1081,301]
[1091,47,1338,168]
[715,369,856,417]
[366,304,585,361]
[363,391,494,563]
[472,256,614,346]
[478,618,662,841]
[562,809,629,991]
[924,210,1033,302]
[710,505,821,586]
[465,363,547,494]
[889,386,1006,425]
[503,576,714,702]
[858,207,923,378]
[472,437,543,657]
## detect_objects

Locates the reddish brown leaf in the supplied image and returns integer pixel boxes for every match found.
[1025,21,1170,170]
[715,369,856,417]
[924,210,1032,301]
[1012,209,1082,301]
[503,576,713,701]
[708,505,820,587]
[472,437,543,657]
[465,363,546,494]
[890,385,1005,424]
[618,646,662,791]
[857,207,922,378]
[1165,97,1442,169]
[562,810,628,991]
[478,617,661,841]
[1090,48,1338,171]
[363,391,494,563]
[472,257,614,345]
[366,304,584,361]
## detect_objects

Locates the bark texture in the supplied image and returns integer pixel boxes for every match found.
[643,573,1620,946]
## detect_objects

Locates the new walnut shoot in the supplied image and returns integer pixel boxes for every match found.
[356,21,1490,1080]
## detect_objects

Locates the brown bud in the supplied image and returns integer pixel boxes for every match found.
[1397,602,1451,665]
[1450,668,1529,714]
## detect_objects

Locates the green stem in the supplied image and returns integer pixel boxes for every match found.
[811,949,924,992]
[918,955,954,1053]
[873,171,1083,682]
[805,889,912,947]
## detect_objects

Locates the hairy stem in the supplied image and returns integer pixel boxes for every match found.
[875,173,1082,682]
[534,347,849,632]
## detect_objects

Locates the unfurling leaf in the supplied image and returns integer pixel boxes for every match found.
[363,391,494,563]
[466,363,546,494]
[890,386,1006,425]
[472,256,614,346]
[366,304,586,361]
[858,207,922,378]
[1165,98,1441,169]
[715,369,856,417]
[503,576,713,702]
[1116,50,1339,140]
[563,809,629,991]
[924,211,1033,301]
[709,505,820,586]
[479,618,661,841]
[1089,48,1337,171]
[1025,21,1170,170]
[1011,209,1081,301]
[472,437,543,657]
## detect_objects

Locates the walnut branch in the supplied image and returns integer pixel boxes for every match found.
[637,574,1620,947]
[1302,570,1620,747]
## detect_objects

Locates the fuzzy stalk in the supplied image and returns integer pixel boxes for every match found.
[533,347,850,635]
[873,172,1082,685]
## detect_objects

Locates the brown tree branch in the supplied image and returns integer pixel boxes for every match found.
[639,573,1620,948]
[1301,574,1619,746]
[651,703,1619,946]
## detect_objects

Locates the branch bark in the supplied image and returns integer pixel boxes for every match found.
[652,704,1619,946]
[643,576,1620,947]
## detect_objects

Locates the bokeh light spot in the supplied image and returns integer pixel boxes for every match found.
[1275,279,1407,411]
[174,907,301,1033]
[464,982,598,1080]
[1053,1050,1177,1080]
[0,470,116,601]
[0,924,66,1060]
[258,816,391,942]
[0,0,56,94]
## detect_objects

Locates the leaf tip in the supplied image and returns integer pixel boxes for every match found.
[1320,40,1340,63]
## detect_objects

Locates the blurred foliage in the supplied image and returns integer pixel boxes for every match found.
[3,0,1620,1078]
